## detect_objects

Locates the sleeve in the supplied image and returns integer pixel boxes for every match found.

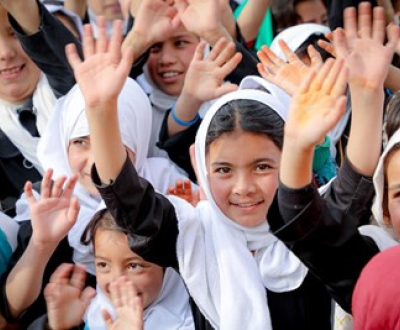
[8,0,83,97]
[91,156,180,269]
[225,23,260,85]
[270,155,379,313]
[157,109,201,183]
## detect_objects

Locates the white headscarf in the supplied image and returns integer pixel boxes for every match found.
[372,128,400,240]
[171,86,308,330]
[15,78,189,274]
[85,268,194,330]
[0,74,56,173]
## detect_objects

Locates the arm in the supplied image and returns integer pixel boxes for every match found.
[236,0,270,42]
[5,0,82,96]
[66,18,179,268]
[5,171,79,319]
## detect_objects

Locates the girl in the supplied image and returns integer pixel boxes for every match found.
[66,21,335,329]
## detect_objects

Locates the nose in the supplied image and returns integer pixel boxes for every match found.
[0,38,17,61]
[159,45,177,66]
[111,267,125,281]
[232,172,256,196]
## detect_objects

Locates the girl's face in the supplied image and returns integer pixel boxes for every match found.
[147,25,199,96]
[207,130,281,227]
[386,149,400,235]
[295,0,328,26]
[0,6,41,103]
[94,228,164,309]
[67,136,136,197]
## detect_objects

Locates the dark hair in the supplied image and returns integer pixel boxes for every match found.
[205,99,285,151]
[295,33,332,62]
[385,91,400,140]
[81,209,128,248]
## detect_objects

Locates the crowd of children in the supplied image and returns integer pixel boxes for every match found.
[1,0,400,329]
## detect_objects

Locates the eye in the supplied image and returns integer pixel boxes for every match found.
[175,40,188,47]
[255,164,272,172]
[96,261,108,269]
[215,167,231,174]
[128,262,143,270]
[150,43,162,53]
[71,138,89,147]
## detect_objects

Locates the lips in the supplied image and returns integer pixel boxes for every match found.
[0,64,24,79]
[162,72,179,78]
[231,200,264,208]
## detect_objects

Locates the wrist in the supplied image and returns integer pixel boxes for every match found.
[122,30,151,61]
[201,25,232,46]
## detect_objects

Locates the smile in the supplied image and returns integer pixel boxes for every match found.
[161,72,179,78]
[231,200,264,208]
[0,65,24,75]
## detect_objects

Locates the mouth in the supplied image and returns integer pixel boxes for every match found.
[230,200,264,209]
[0,65,25,79]
[159,71,181,83]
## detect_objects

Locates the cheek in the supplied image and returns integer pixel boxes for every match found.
[388,200,400,233]
[208,177,230,207]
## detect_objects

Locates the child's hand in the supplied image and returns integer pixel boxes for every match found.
[66,17,133,108]
[333,2,399,90]
[168,179,200,207]
[102,277,143,330]
[183,38,242,102]
[257,40,323,96]
[27,169,80,248]
[45,263,96,330]
[285,58,348,150]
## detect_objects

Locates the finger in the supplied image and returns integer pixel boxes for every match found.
[297,68,317,96]
[208,38,228,62]
[167,186,176,195]
[192,189,200,207]
[175,180,184,196]
[51,176,67,198]
[69,263,87,289]
[41,168,53,199]
[307,45,323,69]
[214,83,239,98]
[24,181,36,207]
[119,46,135,76]
[358,2,372,38]
[132,295,144,328]
[67,197,80,227]
[49,263,75,284]
[279,39,300,64]
[183,179,192,194]
[174,0,188,15]
[82,24,95,58]
[65,44,82,71]
[62,174,78,199]
[325,31,333,41]
[371,5,385,43]
[81,286,96,307]
[95,16,109,53]
[102,309,114,329]
[257,63,270,80]
[259,45,285,66]
[386,23,400,53]
[332,28,349,59]
[110,277,123,308]
[310,58,335,92]
[324,95,347,131]
[193,41,206,61]
[317,39,336,57]
[331,61,348,98]
[321,58,345,94]
[343,6,358,40]
[218,53,242,79]
[109,20,124,60]
[189,144,200,183]
[214,40,236,67]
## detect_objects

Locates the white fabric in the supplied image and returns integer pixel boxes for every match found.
[87,7,128,38]
[372,128,400,239]
[15,78,190,274]
[270,23,330,61]
[173,88,308,330]
[0,74,56,173]
[85,268,194,330]
[0,212,19,252]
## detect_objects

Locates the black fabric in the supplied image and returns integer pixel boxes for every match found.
[272,155,379,313]
[17,98,40,138]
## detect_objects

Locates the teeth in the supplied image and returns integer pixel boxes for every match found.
[0,67,22,75]
[162,72,179,78]
[236,202,259,207]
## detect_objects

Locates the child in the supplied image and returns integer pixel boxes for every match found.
[66,20,337,329]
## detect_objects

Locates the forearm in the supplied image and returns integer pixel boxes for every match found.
[122,30,153,63]
[2,0,40,35]
[167,92,202,137]
[86,102,126,184]
[6,241,56,318]
[236,0,270,42]
[280,136,314,189]
[347,85,384,176]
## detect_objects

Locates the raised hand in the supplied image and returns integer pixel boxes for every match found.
[66,17,133,108]
[27,169,80,248]
[183,38,242,101]
[45,263,96,330]
[168,179,200,207]
[174,0,231,45]
[285,58,348,150]
[102,277,143,330]
[257,40,323,96]
[333,2,399,89]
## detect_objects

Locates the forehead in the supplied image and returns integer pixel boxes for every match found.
[165,24,199,42]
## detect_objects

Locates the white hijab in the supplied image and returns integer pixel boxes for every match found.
[0,74,56,172]
[171,88,308,330]
[16,78,189,273]
[372,128,400,240]
[85,268,194,330]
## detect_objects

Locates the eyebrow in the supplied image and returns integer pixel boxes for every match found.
[388,183,400,191]
[95,255,144,263]
[211,158,277,167]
